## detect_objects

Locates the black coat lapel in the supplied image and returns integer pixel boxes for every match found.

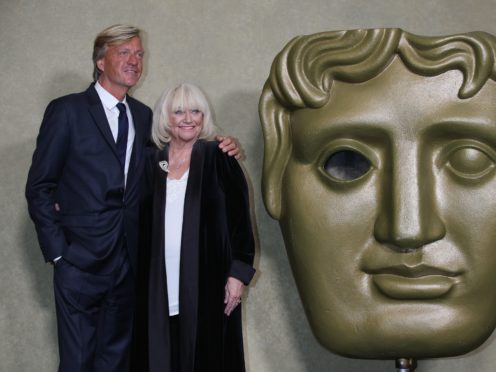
[148,146,172,372]
[179,140,205,372]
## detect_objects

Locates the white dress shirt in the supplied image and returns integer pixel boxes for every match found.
[94,81,136,186]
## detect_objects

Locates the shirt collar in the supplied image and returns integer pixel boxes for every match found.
[94,81,127,110]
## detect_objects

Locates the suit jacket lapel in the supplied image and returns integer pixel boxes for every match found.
[126,97,145,185]
[86,84,118,157]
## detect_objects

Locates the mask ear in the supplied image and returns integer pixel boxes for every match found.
[259,84,292,220]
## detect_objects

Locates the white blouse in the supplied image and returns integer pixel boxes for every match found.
[164,170,189,316]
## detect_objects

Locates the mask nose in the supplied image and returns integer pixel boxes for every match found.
[374,143,446,251]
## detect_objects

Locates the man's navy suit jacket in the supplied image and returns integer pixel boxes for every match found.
[26,84,152,273]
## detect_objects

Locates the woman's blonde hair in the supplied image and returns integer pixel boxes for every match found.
[152,83,217,148]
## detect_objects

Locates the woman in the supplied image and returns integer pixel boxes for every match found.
[142,83,256,372]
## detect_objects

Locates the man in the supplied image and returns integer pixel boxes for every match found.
[26,24,239,372]
[259,29,496,362]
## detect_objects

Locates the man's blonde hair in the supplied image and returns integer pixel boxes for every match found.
[92,24,141,81]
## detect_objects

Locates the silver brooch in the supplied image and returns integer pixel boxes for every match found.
[159,160,169,172]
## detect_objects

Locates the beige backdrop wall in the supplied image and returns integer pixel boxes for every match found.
[2,1,496,371]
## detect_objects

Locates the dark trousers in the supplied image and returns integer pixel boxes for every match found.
[53,255,135,372]
[170,315,180,372]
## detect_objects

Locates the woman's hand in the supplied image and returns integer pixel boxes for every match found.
[224,277,245,316]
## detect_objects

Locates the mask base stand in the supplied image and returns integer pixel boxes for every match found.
[396,358,417,372]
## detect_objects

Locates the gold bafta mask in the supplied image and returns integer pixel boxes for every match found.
[260,29,496,360]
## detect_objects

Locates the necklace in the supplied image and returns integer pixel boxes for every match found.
[173,157,185,169]
[169,148,190,170]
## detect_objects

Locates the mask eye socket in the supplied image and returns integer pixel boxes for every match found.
[448,146,494,179]
[323,150,372,181]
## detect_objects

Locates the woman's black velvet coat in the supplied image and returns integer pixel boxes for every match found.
[136,140,256,372]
